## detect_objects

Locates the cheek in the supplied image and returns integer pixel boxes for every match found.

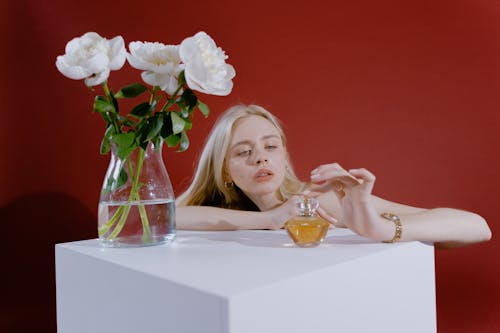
[274,154,287,173]
[227,160,248,180]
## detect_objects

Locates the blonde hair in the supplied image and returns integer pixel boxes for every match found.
[176,104,302,210]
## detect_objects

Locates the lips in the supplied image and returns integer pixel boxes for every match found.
[254,168,274,181]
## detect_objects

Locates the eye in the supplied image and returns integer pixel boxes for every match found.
[237,149,251,157]
[265,141,280,150]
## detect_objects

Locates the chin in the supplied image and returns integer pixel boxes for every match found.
[250,185,281,197]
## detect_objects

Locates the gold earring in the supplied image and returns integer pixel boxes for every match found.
[224,181,234,189]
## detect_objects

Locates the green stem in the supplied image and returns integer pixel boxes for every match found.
[130,151,152,241]
[105,147,152,242]
[133,191,152,241]
[101,81,121,134]
[107,204,131,240]
[98,205,125,236]
[102,81,112,98]
[161,83,184,112]
[149,86,160,104]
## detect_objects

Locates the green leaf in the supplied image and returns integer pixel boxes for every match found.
[183,118,192,131]
[181,89,198,110]
[117,167,128,188]
[134,113,163,150]
[153,136,162,152]
[161,112,173,138]
[165,133,181,147]
[138,139,149,151]
[130,102,151,118]
[99,111,113,123]
[178,131,190,152]
[135,123,150,150]
[112,132,136,160]
[93,96,116,114]
[197,100,210,117]
[117,114,136,128]
[113,132,135,147]
[171,112,186,134]
[103,166,128,193]
[100,124,115,154]
[118,145,136,160]
[146,113,163,141]
[115,83,148,98]
[149,99,158,113]
[111,93,119,113]
[180,107,189,118]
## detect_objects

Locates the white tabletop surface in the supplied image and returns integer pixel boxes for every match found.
[58,228,431,298]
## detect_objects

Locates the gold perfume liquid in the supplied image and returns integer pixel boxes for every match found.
[285,216,330,247]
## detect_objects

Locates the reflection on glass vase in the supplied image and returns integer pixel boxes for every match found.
[98,139,176,247]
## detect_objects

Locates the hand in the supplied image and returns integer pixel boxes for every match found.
[306,163,392,240]
[308,162,367,197]
[263,195,302,230]
[264,195,338,230]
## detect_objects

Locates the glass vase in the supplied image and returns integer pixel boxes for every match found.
[98,139,176,247]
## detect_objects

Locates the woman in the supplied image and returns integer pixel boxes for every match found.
[176,104,491,248]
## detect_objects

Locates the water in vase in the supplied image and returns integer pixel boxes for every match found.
[98,199,176,247]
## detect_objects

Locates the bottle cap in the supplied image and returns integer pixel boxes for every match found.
[295,196,319,217]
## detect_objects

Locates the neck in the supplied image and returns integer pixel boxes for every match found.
[248,191,283,211]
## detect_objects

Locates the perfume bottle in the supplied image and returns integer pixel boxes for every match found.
[285,196,330,247]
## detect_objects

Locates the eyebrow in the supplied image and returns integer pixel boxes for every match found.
[230,134,281,149]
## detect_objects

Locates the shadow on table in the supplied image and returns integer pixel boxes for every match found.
[181,228,379,248]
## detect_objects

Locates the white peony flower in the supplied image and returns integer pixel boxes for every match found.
[127,42,183,96]
[55,32,126,86]
[179,31,235,96]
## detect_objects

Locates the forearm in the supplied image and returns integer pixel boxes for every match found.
[176,205,272,231]
[368,195,491,247]
[397,208,491,248]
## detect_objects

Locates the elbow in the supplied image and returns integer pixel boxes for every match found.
[481,222,492,243]
[436,211,492,249]
[471,213,492,243]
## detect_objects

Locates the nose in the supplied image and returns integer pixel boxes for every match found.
[255,152,269,166]
[256,157,268,165]
[252,146,269,166]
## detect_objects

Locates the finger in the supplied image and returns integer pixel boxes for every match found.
[316,206,338,225]
[306,181,347,201]
[348,168,375,194]
[348,168,376,183]
[310,171,358,185]
[301,189,320,197]
[311,163,345,178]
[289,194,305,207]
[311,166,360,185]
[305,182,331,193]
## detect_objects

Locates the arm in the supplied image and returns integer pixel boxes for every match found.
[371,196,491,248]
[176,206,269,230]
[309,163,492,249]
[176,198,299,231]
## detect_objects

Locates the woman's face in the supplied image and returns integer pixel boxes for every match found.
[226,115,287,207]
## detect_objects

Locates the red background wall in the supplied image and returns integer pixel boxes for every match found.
[1,0,499,332]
